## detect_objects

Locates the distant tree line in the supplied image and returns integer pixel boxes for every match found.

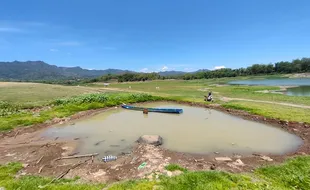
[180,57,310,80]
[84,73,163,83]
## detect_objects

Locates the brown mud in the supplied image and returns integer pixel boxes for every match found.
[0,101,309,183]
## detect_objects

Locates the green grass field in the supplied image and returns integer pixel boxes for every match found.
[0,82,105,107]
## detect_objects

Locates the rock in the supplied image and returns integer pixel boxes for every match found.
[210,164,216,170]
[163,170,183,177]
[92,169,106,178]
[233,154,242,159]
[233,159,244,166]
[137,135,163,146]
[5,153,16,157]
[61,146,69,150]
[214,151,220,154]
[298,152,307,155]
[261,156,273,162]
[227,163,240,170]
[22,164,29,168]
[147,174,154,180]
[215,157,232,162]
[171,170,183,176]
[165,171,172,177]
[111,164,121,170]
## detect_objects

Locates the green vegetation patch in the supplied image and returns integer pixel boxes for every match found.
[256,156,310,189]
[0,162,104,190]
[165,164,188,172]
[223,101,310,123]
[0,83,103,107]
[0,93,164,131]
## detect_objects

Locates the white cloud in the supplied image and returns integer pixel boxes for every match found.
[50,48,59,52]
[161,66,168,71]
[213,66,226,70]
[140,68,149,73]
[0,27,22,32]
[56,41,80,46]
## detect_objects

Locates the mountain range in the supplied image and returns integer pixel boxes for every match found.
[0,61,205,81]
[0,61,133,81]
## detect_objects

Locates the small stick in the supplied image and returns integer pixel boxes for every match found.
[38,165,45,173]
[36,156,44,164]
[39,159,90,188]
[55,153,99,161]
[94,140,105,146]
[68,152,79,156]
[14,131,20,138]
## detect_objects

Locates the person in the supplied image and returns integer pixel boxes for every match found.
[204,92,213,102]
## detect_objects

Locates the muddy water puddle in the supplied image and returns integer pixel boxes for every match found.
[42,103,302,157]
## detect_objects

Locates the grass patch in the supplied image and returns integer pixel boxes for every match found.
[256,156,310,189]
[0,162,104,190]
[165,164,188,172]
[223,101,310,123]
[0,93,164,131]
[0,82,106,107]
[108,180,156,190]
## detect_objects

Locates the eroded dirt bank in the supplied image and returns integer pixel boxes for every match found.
[0,102,309,183]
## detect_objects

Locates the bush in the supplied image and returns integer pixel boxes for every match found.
[0,101,22,117]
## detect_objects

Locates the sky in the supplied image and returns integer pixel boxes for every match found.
[0,0,310,72]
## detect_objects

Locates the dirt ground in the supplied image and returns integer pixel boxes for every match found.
[0,102,309,183]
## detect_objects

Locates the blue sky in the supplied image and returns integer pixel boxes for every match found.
[1,0,310,72]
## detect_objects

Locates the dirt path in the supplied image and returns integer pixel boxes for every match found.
[221,97,310,109]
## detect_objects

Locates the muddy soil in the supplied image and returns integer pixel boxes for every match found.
[0,102,309,183]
